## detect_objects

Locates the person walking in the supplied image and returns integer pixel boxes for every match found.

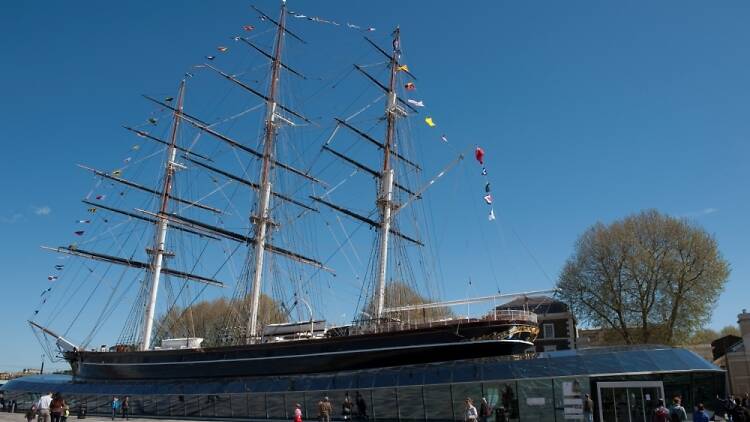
[653,399,670,422]
[464,398,478,422]
[669,397,687,422]
[293,403,303,422]
[110,397,120,421]
[36,392,53,422]
[318,396,332,422]
[61,403,69,422]
[355,393,367,420]
[342,393,353,421]
[121,397,129,420]
[692,403,709,422]
[50,394,65,422]
[478,397,491,422]
[583,394,594,422]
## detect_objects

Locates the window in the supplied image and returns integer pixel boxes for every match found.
[543,323,555,339]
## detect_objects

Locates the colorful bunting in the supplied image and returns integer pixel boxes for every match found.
[441,135,448,143]
[124,157,131,164]
[74,230,85,236]
[112,170,122,177]
[47,275,58,281]
[425,117,436,127]
[407,99,424,107]
[481,168,487,176]
[164,97,174,102]
[95,195,106,200]
[397,64,410,72]
[148,117,158,125]
[77,220,90,224]
[404,82,416,91]
[87,207,97,213]
[243,25,255,31]
[485,182,491,193]
[488,208,496,221]
[217,46,229,52]
[483,194,493,205]
[54,264,64,270]
[206,55,216,61]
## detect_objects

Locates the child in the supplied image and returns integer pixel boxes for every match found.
[25,405,37,422]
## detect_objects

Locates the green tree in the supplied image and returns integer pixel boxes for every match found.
[363,281,454,323]
[557,210,730,345]
[719,325,740,337]
[155,294,287,347]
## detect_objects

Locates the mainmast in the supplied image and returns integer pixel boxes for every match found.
[140,80,186,351]
[247,1,287,342]
[375,28,401,321]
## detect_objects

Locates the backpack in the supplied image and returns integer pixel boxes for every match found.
[654,407,669,422]
[669,407,683,422]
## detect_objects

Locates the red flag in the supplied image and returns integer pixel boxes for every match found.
[475,147,485,165]
[243,25,255,31]
[405,82,416,91]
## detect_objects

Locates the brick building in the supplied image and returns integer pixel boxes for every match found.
[496,295,577,352]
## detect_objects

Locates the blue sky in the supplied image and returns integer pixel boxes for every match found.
[1,1,749,372]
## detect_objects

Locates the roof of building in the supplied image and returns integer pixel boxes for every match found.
[496,295,570,314]
[1,346,721,395]
[710,334,743,360]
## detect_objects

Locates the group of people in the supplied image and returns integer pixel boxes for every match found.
[294,392,368,422]
[651,394,750,422]
[26,392,69,422]
[110,396,130,420]
[25,393,130,422]
[715,393,750,421]
[463,397,497,422]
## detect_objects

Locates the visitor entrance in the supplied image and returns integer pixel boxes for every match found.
[596,381,664,422]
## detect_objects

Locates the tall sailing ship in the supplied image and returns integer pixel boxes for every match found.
[30,2,546,381]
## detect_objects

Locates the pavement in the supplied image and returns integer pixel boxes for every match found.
[0,414,213,422]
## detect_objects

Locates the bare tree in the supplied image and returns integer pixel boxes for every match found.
[557,210,729,345]
[156,294,288,347]
[363,281,454,323]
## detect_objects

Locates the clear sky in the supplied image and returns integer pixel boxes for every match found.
[1,0,749,372]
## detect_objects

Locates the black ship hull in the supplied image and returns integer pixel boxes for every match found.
[67,320,534,380]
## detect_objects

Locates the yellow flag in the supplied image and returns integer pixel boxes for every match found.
[425,117,436,127]
[397,64,409,72]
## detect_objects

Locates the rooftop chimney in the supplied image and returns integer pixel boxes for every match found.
[739,309,750,350]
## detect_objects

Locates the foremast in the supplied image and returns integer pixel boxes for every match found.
[140,79,186,351]
[375,28,401,321]
[247,1,287,342]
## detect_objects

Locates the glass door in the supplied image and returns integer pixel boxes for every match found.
[596,382,664,422]
[627,388,645,422]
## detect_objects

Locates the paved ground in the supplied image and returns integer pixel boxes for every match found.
[0,414,213,422]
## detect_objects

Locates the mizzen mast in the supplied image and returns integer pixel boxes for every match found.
[375,28,402,321]
[247,1,287,343]
[140,79,186,351]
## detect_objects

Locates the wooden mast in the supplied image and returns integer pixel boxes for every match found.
[140,79,186,351]
[247,0,287,343]
[375,27,401,321]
